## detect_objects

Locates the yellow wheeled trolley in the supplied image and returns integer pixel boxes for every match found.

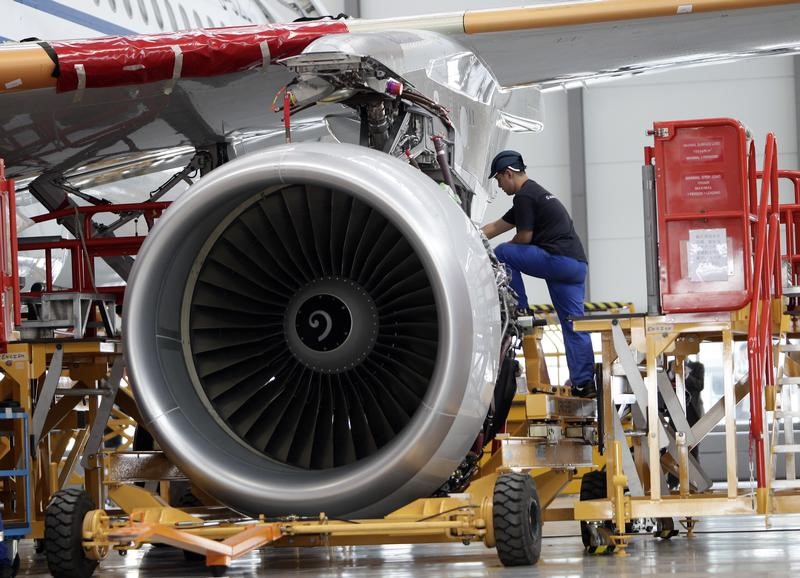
[42,317,599,577]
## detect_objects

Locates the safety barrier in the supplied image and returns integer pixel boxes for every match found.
[747,134,782,490]
[650,119,787,492]
[770,170,800,288]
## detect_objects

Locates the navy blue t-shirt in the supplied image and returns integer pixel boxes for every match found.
[501,180,587,263]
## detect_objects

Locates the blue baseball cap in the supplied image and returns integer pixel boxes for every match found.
[489,150,525,179]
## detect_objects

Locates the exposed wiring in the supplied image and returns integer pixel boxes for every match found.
[403,91,452,128]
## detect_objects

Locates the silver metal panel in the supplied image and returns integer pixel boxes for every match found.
[497,438,593,470]
[528,394,596,420]
[642,164,661,315]
[106,452,187,483]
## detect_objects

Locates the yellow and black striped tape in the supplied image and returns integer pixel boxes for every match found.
[528,302,634,314]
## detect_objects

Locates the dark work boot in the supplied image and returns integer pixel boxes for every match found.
[572,380,597,399]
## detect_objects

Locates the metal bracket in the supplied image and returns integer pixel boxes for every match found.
[664,424,713,492]
[22,292,117,339]
[657,370,697,447]
[30,345,64,444]
[611,406,645,496]
[610,322,668,449]
[81,355,124,469]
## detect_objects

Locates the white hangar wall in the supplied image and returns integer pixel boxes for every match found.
[348,1,798,311]
[584,57,798,312]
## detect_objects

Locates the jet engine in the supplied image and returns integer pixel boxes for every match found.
[124,142,503,518]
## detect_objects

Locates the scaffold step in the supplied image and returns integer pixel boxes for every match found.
[778,376,800,386]
[54,388,113,397]
[770,479,800,490]
[774,410,800,419]
[779,343,800,352]
[773,444,800,454]
[784,285,800,296]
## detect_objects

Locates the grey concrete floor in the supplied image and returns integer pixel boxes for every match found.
[15,514,800,577]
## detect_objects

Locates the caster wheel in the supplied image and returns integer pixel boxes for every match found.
[656,517,678,540]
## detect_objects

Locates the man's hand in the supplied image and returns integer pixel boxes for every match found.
[481,219,514,239]
[511,229,533,244]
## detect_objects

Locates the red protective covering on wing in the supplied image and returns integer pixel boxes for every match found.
[51,21,349,92]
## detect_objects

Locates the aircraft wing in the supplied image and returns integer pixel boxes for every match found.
[451,2,800,88]
[0,0,799,180]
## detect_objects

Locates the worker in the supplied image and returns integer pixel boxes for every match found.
[481,150,596,398]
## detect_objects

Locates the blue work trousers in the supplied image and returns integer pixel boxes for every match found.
[494,242,594,385]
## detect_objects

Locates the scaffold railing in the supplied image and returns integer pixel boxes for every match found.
[747,133,782,492]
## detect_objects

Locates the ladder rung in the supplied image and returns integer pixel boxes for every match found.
[772,478,800,489]
[775,411,800,419]
[780,343,800,352]
[54,388,112,397]
[773,444,800,454]
[779,377,800,385]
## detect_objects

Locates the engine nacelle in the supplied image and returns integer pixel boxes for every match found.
[124,142,501,518]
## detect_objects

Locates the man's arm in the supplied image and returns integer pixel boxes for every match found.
[481,219,514,239]
[511,229,533,244]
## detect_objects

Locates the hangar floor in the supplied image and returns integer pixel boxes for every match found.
[16,513,800,577]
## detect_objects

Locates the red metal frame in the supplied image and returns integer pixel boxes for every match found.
[768,170,800,287]
[20,201,169,303]
[652,118,753,313]
[650,120,788,491]
[746,134,782,490]
[0,160,19,353]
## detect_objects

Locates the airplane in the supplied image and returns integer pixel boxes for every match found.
[2,0,332,41]
[0,0,799,567]
[3,0,333,290]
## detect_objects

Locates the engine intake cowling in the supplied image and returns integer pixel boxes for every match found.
[124,142,501,518]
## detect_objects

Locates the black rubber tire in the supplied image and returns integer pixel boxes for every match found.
[209,566,229,577]
[493,472,542,566]
[44,488,99,578]
[656,516,677,539]
[579,471,616,554]
[579,470,607,501]
[579,471,606,549]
